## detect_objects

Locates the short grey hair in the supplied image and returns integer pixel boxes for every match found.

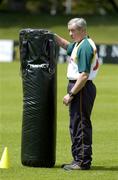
[68,18,87,31]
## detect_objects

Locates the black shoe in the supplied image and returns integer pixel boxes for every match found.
[62,162,90,171]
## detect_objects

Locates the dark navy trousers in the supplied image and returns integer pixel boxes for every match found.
[67,80,96,168]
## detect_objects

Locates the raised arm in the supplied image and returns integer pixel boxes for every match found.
[54,34,70,50]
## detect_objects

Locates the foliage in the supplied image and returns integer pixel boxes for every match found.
[0,0,118,14]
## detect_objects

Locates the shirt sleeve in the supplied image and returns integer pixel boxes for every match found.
[77,41,94,73]
[67,43,75,56]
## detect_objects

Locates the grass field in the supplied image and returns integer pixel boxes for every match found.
[0,62,118,180]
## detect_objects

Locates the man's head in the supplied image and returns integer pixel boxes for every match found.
[68,18,87,42]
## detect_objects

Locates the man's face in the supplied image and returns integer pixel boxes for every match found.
[68,24,82,42]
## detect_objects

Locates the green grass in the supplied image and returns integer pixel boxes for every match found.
[0,62,118,180]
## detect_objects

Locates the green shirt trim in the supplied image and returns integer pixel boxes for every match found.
[67,38,94,73]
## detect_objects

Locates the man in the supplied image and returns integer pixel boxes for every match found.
[55,18,100,170]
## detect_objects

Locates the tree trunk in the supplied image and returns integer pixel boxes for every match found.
[65,0,72,14]
[108,0,118,12]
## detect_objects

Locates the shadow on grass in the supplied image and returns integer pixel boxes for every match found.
[54,165,118,171]
[91,166,118,171]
